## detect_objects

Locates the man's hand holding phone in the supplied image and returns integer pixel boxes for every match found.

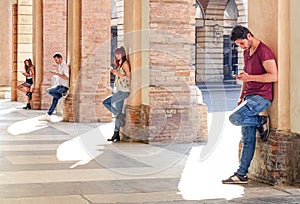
[232,72,249,82]
[49,70,57,74]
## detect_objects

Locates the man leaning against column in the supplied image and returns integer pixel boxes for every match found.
[39,52,69,122]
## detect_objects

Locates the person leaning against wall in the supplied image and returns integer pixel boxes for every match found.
[39,52,69,122]
[103,46,131,142]
[222,25,278,184]
[17,59,35,110]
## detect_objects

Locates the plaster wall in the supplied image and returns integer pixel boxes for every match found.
[290,0,300,134]
[248,0,279,129]
[0,0,13,87]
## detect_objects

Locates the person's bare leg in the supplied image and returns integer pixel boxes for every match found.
[17,84,27,94]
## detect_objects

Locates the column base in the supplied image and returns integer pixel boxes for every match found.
[249,130,300,186]
[121,103,208,144]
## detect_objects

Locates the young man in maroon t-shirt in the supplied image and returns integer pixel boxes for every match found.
[222,25,278,184]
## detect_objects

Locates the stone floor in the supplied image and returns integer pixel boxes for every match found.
[0,99,299,204]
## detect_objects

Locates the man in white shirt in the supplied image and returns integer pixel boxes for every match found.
[40,52,69,122]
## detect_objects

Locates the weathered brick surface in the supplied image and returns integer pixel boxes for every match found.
[37,0,111,122]
[137,0,208,143]
[122,86,207,144]
[121,105,150,143]
[39,0,67,110]
[149,0,195,86]
[249,130,300,186]
[76,0,111,122]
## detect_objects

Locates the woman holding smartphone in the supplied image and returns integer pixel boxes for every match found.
[17,59,35,109]
[103,46,131,142]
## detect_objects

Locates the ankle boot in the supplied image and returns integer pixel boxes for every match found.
[107,131,120,142]
[23,103,31,110]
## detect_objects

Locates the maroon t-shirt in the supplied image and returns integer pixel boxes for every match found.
[243,41,275,101]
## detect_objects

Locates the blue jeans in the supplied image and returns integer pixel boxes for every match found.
[229,95,271,176]
[47,85,69,115]
[103,91,130,131]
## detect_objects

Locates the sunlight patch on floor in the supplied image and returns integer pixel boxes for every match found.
[178,112,245,200]
[56,122,114,168]
[7,116,48,136]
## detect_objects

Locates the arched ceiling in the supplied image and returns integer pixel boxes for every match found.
[197,0,230,13]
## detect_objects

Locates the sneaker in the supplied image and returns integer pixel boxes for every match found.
[222,173,248,184]
[257,116,270,142]
[39,114,51,122]
[62,90,69,99]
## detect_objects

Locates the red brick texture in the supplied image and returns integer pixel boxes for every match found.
[249,131,300,186]
[122,0,207,143]
[39,0,67,110]
[37,0,111,122]
[75,0,111,122]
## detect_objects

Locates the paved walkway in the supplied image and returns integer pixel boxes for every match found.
[0,99,299,204]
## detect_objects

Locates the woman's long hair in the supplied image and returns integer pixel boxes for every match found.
[24,59,34,73]
[114,46,127,68]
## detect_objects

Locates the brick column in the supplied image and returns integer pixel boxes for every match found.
[122,0,208,143]
[12,3,18,101]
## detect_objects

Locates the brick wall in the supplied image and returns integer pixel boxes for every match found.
[149,0,207,142]
[149,0,196,86]
[148,86,207,143]
[76,0,111,122]
[122,88,207,144]
[121,0,207,143]
[40,0,67,110]
[249,131,300,186]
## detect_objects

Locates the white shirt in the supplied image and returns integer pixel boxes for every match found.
[58,61,69,88]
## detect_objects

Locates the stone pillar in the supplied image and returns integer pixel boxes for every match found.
[16,0,33,102]
[196,19,224,82]
[248,0,300,186]
[32,0,43,109]
[121,0,143,141]
[290,0,300,134]
[289,0,300,186]
[64,0,81,122]
[0,0,13,99]
[124,0,142,107]
[115,0,124,46]
[196,0,226,82]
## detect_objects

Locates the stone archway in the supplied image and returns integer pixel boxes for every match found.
[195,0,248,83]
